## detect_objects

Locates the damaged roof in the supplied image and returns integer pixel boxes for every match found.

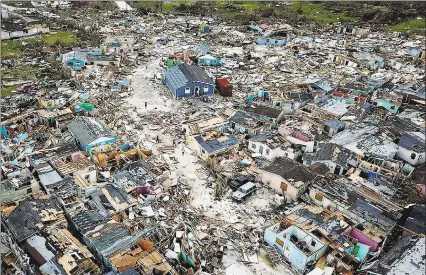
[165,63,214,91]
[6,198,62,242]
[262,157,317,186]
[367,236,426,275]
[313,178,401,233]
[194,134,239,154]
[245,104,283,119]
[378,116,424,139]
[303,143,352,167]
[87,223,133,256]
[67,116,116,149]
[71,210,107,234]
[399,133,425,152]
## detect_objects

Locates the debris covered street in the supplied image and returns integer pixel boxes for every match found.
[1,1,425,275]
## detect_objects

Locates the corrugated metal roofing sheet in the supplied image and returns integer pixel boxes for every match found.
[179,63,213,84]
[399,133,425,151]
[165,64,213,92]
[195,134,239,154]
[165,65,188,92]
[67,116,115,148]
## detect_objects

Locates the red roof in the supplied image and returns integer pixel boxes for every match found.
[259,24,276,31]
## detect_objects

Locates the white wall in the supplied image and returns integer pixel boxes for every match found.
[31,1,47,7]
[303,160,344,175]
[2,27,50,40]
[248,141,286,160]
[1,30,10,40]
[75,169,97,183]
[261,171,299,201]
[285,148,302,160]
[396,146,425,166]
[285,136,315,153]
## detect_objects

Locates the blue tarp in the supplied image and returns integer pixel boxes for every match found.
[1,126,9,138]
[249,24,262,32]
[13,132,29,142]
[247,95,256,103]
[119,143,131,151]
[240,159,252,166]
[117,80,128,86]
[345,242,370,261]
[410,49,422,57]
[9,159,20,166]
[79,93,90,99]
[25,142,36,154]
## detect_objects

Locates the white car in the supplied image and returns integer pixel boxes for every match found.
[232,182,257,202]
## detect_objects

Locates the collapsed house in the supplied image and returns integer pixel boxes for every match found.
[67,116,117,152]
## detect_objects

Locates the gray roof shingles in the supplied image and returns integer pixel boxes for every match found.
[67,116,115,148]
[304,143,352,167]
[399,134,425,152]
[165,64,213,91]
[195,134,239,154]
[6,198,62,242]
[262,157,317,184]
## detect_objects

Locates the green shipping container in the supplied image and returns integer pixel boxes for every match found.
[80,103,94,111]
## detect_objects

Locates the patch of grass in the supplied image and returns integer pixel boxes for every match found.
[214,1,269,20]
[374,6,390,12]
[137,1,196,13]
[137,1,159,10]
[162,1,196,13]
[385,18,426,35]
[286,1,358,23]
[2,66,40,81]
[1,85,19,97]
[1,31,78,58]
[41,31,78,46]
[1,40,23,58]
[137,1,267,18]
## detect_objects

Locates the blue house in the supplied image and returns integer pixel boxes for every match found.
[57,48,89,71]
[67,116,117,152]
[264,224,328,271]
[197,54,222,66]
[164,63,214,99]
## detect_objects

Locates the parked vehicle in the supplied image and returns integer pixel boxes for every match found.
[16,83,38,93]
[228,176,250,191]
[232,182,257,202]
[43,80,57,88]
[48,13,60,19]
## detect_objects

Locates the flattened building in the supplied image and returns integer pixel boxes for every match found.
[67,116,117,152]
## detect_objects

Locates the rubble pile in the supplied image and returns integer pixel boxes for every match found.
[1,3,425,275]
